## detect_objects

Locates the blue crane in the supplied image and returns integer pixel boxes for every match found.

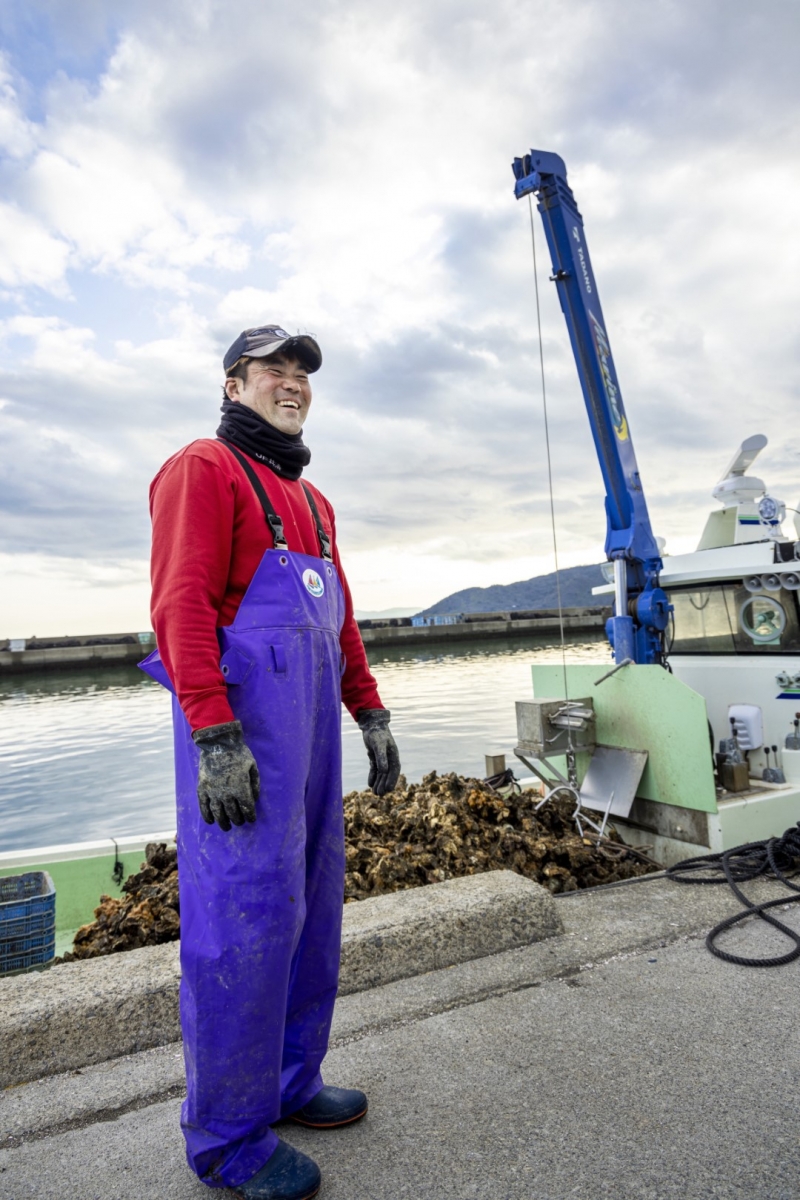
[512,150,671,666]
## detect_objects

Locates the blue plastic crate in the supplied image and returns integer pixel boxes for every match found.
[0,872,56,974]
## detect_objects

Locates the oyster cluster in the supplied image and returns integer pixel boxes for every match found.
[343,771,656,901]
[58,772,657,961]
[57,841,179,962]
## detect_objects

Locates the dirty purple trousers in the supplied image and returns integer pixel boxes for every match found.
[141,546,346,1187]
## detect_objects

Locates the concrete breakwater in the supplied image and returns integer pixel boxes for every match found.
[357,605,609,647]
[0,607,610,674]
[0,631,156,674]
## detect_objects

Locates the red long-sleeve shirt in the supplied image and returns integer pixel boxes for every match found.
[149,438,383,731]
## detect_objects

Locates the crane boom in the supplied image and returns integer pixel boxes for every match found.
[512,150,670,666]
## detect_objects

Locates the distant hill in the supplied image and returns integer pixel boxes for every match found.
[416,564,605,617]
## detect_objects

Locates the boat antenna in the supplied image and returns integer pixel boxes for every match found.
[527,195,570,704]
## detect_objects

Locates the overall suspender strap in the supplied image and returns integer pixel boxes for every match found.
[301,484,333,562]
[217,439,333,561]
[217,439,288,550]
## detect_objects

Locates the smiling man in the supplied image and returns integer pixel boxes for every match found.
[143,325,401,1200]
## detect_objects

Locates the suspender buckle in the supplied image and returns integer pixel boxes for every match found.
[318,531,333,562]
[267,514,288,550]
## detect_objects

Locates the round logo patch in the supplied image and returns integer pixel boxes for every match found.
[303,568,325,598]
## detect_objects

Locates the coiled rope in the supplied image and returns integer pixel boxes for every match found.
[666,822,800,966]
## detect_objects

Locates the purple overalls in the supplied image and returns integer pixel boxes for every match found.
[140,443,346,1188]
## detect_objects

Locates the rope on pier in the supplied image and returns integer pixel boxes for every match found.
[667,823,800,966]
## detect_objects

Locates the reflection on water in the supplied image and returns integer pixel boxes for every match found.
[0,635,608,852]
[0,668,174,852]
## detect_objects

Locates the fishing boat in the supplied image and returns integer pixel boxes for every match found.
[511,151,800,865]
[582,433,800,865]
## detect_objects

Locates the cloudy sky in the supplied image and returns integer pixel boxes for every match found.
[1,0,799,636]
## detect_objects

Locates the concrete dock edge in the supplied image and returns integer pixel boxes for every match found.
[339,870,561,993]
[0,870,560,1089]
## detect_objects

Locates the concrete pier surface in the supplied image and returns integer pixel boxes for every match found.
[2,873,799,1198]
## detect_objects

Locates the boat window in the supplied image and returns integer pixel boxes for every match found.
[667,583,800,655]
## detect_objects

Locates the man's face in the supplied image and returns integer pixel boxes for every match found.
[225,353,312,435]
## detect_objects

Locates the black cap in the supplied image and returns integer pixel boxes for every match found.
[223,325,322,374]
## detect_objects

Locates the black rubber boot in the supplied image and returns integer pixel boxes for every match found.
[288,1085,368,1129]
[233,1140,321,1200]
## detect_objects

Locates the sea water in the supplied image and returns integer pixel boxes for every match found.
[0,635,607,852]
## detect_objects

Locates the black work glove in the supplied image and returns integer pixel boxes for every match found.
[357,708,401,797]
[192,720,260,832]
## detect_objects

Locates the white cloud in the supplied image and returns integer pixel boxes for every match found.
[0,55,36,158]
[0,202,71,291]
[2,31,252,295]
[0,314,133,382]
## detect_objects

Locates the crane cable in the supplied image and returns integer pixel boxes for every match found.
[527,195,570,715]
